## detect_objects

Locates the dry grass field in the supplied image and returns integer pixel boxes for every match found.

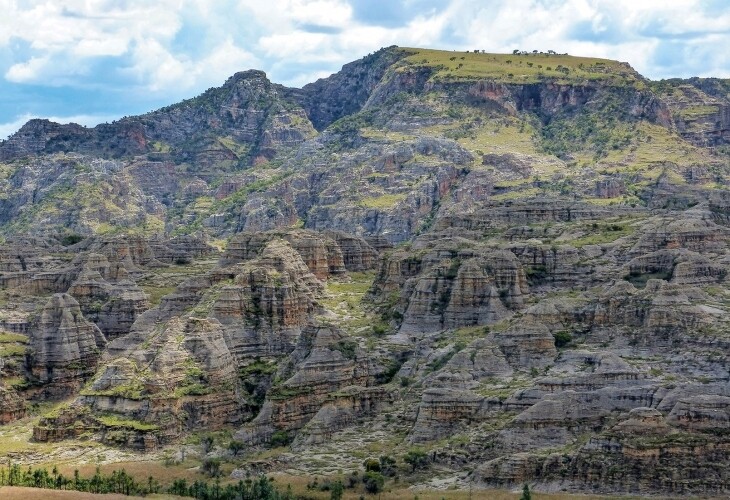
[0,486,626,500]
[0,486,140,499]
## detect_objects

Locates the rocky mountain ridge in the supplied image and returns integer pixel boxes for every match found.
[0,46,729,496]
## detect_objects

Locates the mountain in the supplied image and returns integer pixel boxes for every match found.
[0,46,729,497]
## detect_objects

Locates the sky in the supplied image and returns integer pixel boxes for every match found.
[1,0,729,139]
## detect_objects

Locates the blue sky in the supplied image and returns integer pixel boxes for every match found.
[1,0,729,139]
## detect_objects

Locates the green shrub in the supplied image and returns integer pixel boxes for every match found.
[377,357,404,384]
[270,430,292,447]
[362,471,384,494]
[330,480,344,500]
[404,449,429,472]
[624,270,672,288]
[520,483,532,500]
[228,439,244,457]
[201,457,221,477]
[200,434,215,454]
[61,234,84,246]
[372,324,387,337]
[379,455,397,477]
[553,330,572,348]
[346,471,359,488]
[332,340,358,360]
[363,458,380,472]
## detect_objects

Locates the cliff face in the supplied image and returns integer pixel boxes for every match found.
[652,77,730,147]
[26,293,107,398]
[0,386,26,423]
[476,405,730,495]
[285,46,408,131]
[1,47,730,496]
[235,324,378,446]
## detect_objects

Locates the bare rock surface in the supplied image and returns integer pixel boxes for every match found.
[26,293,107,397]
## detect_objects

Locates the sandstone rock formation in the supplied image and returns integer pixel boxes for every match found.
[26,293,107,397]
[0,46,729,497]
[0,386,25,423]
[235,324,375,446]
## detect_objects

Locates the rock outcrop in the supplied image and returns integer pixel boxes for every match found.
[235,325,375,446]
[379,242,528,336]
[222,230,348,279]
[34,316,243,450]
[0,386,26,423]
[26,293,107,398]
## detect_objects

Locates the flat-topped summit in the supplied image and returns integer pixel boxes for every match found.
[397,46,645,84]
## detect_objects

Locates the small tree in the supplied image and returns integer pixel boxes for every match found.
[362,471,384,494]
[379,455,397,477]
[330,480,344,500]
[553,330,572,348]
[346,471,359,488]
[270,430,291,447]
[228,440,244,457]
[201,434,215,454]
[403,449,429,472]
[520,483,532,500]
[61,234,84,246]
[363,458,381,472]
[201,457,222,478]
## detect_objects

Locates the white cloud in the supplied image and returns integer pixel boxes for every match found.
[125,38,188,92]
[240,0,352,32]
[0,0,183,86]
[5,56,51,83]
[259,32,335,61]
[195,38,260,85]
[123,37,258,93]
[73,36,129,58]
[287,0,353,26]
[256,10,451,84]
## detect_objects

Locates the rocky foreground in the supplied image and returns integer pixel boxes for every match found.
[0,46,729,496]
